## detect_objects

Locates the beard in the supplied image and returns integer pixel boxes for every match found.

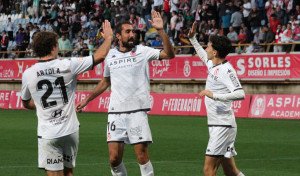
[122,38,135,49]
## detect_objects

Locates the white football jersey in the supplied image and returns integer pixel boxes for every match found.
[21,56,94,139]
[104,45,160,113]
[205,60,242,127]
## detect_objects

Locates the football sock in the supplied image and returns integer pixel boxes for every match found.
[237,171,245,176]
[111,161,127,176]
[139,160,154,176]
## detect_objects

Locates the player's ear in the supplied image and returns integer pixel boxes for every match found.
[116,33,121,40]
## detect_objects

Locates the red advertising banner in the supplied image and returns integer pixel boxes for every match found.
[74,91,251,117]
[8,91,26,110]
[0,90,11,109]
[1,54,300,80]
[227,54,300,79]
[248,94,300,119]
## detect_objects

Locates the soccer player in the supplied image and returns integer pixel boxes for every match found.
[21,20,113,176]
[188,21,246,176]
[76,10,175,176]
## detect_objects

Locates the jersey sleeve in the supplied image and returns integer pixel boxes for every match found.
[21,71,31,101]
[143,46,160,61]
[103,59,110,77]
[220,68,243,92]
[189,35,209,66]
[70,55,94,75]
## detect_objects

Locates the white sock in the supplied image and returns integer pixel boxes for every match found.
[111,162,127,176]
[139,160,154,176]
[237,171,245,176]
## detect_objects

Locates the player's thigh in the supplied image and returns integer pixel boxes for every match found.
[126,111,153,144]
[63,131,79,169]
[38,138,64,171]
[220,157,240,176]
[204,156,222,173]
[46,170,64,176]
[108,142,125,160]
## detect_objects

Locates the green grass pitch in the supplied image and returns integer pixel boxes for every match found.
[1,109,300,176]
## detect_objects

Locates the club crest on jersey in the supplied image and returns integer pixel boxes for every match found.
[130,51,136,56]
[214,68,219,76]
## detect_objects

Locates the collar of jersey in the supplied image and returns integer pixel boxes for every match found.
[116,46,137,53]
[212,60,228,68]
[38,58,55,62]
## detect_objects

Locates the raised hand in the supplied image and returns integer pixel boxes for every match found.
[101,20,113,40]
[148,9,163,31]
[187,21,197,38]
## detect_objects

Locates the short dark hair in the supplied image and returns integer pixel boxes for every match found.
[209,35,232,58]
[32,32,59,57]
[115,21,132,35]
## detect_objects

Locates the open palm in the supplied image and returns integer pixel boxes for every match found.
[187,21,197,38]
[148,10,163,30]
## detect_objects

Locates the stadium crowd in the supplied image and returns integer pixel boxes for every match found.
[0,0,300,58]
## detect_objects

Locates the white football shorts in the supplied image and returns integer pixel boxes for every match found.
[107,111,153,145]
[38,131,79,171]
[206,126,237,158]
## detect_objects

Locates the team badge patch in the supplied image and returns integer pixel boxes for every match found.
[107,132,111,140]
[130,51,136,56]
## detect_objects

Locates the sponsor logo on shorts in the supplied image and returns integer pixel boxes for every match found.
[130,126,142,137]
[47,156,63,165]
[107,132,111,140]
[63,154,74,162]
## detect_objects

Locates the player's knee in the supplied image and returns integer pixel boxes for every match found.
[223,170,235,176]
[136,153,149,164]
[203,165,214,176]
[109,155,122,167]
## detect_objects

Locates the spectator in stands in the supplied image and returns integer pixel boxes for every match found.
[144,0,153,29]
[136,13,146,43]
[242,0,252,29]
[170,11,178,39]
[269,14,281,33]
[32,0,40,18]
[153,0,163,11]
[265,0,274,18]
[231,7,243,34]
[0,30,9,58]
[274,24,283,52]
[238,28,247,44]
[222,9,232,37]
[88,40,95,56]
[58,35,72,57]
[6,18,14,41]
[22,0,28,18]
[151,35,163,47]
[15,28,26,58]
[81,43,89,56]
[282,23,293,52]
[275,6,285,25]
[227,26,238,44]
[248,6,261,33]
[263,25,274,51]
[80,11,88,29]
[59,18,71,39]
[293,21,300,41]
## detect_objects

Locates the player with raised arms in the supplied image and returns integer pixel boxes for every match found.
[21,20,113,176]
[188,21,246,176]
[76,10,175,176]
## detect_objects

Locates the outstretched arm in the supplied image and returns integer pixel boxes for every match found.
[148,10,175,60]
[188,21,208,65]
[76,77,111,112]
[93,20,113,65]
[199,89,245,102]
